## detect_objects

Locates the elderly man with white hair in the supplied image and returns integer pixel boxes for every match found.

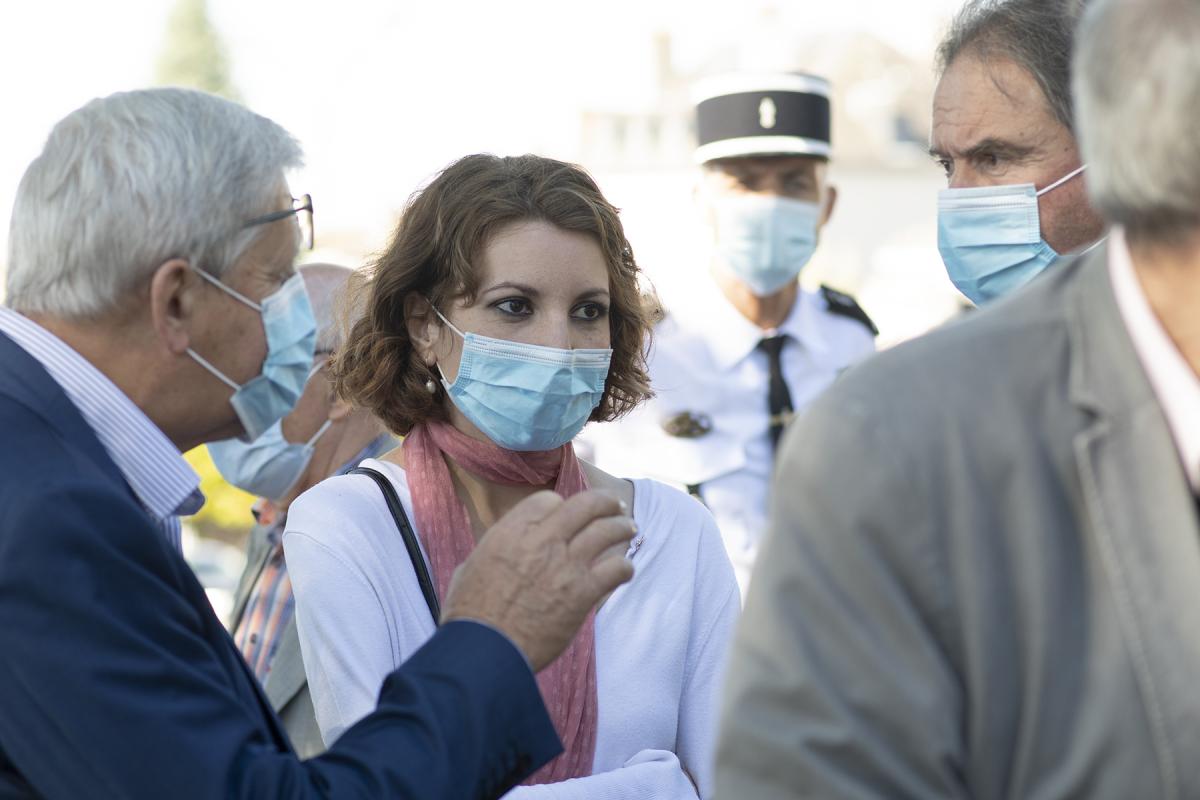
[716,0,1200,796]
[0,88,635,799]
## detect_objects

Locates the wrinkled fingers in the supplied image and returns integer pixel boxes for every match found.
[538,491,626,546]
[568,515,637,564]
[587,552,635,598]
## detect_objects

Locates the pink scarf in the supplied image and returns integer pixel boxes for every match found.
[403,419,598,784]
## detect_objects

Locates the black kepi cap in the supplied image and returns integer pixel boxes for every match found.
[693,72,832,164]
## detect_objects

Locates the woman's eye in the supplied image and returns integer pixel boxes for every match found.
[572,303,608,321]
[495,298,532,316]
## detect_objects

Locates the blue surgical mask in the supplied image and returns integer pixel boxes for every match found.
[711,195,820,296]
[187,269,317,441]
[208,363,331,499]
[938,164,1087,305]
[433,307,612,452]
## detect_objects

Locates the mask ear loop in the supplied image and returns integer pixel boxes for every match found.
[190,265,264,311]
[430,305,467,339]
[185,267,271,392]
[306,353,332,384]
[1036,164,1087,197]
[301,355,336,448]
[428,303,467,386]
[305,418,333,448]
[186,347,242,391]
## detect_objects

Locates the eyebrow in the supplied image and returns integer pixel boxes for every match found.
[482,281,541,296]
[929,137,1036,162]
[482,282,610,300]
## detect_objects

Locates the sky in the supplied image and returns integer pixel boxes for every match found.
[0,0,967,341]
[1,0,960,249]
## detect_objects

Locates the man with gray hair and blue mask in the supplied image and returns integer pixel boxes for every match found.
[932,0,1107,305]
[0,87,636,798]
[212,262,395,758]
[716,0,1200,795]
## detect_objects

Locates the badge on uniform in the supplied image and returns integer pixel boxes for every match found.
[661,411,713,439]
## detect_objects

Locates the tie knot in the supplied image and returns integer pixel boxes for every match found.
[758,334,787,358]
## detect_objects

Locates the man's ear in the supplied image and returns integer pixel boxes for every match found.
[819,184,838,229]
[404,294,441,367]
[148,259,199,355]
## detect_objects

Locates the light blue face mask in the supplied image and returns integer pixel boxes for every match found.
[937,164,1087,305]
[433,307,612,452]
[711,194,821,296]
[208,362,330,500]
[187,269,317,441]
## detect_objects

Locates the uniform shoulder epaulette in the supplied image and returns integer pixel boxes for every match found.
[820,284,878,336]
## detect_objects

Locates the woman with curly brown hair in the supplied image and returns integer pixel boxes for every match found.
[283,154,738,798]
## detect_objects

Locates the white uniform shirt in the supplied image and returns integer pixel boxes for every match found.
[283,459,740,799]
[581,281,875,592]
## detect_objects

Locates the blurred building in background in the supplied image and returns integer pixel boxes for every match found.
[581,30,932,172]
[578,22,963,349]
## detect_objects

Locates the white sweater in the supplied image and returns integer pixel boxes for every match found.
[284,458,740,799]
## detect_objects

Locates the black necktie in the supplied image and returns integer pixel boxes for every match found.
[757,334,794,454]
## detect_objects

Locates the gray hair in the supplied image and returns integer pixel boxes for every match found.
[937,0,1090,132]
[6,87,303,318]
[1074,0,1200,239]
[298,262,356,354]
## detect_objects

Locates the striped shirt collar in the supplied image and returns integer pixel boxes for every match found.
[0,307,204,537]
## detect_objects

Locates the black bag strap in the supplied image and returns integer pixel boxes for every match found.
[349,466,441,624]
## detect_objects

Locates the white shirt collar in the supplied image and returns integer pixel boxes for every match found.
[0,307,203,527]
[673,279,830,371]
[1108,228,1200,491]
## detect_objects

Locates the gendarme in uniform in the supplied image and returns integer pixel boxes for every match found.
[582,72,877,593]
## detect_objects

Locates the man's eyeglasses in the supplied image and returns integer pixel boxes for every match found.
[242,194,314,250]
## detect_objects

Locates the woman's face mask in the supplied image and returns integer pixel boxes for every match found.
[422,220,616,452]
[432,307,612,452]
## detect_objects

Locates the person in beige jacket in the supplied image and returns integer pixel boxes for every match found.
[716,0,1200,796]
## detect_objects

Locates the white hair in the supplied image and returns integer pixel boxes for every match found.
[298,262,355,354]
[5,87,303,318]
[1074,0,1200,239]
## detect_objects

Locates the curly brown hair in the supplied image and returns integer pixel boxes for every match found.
[333,153,654,436]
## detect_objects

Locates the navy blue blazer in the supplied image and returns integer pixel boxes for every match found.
[0,331,561,799]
